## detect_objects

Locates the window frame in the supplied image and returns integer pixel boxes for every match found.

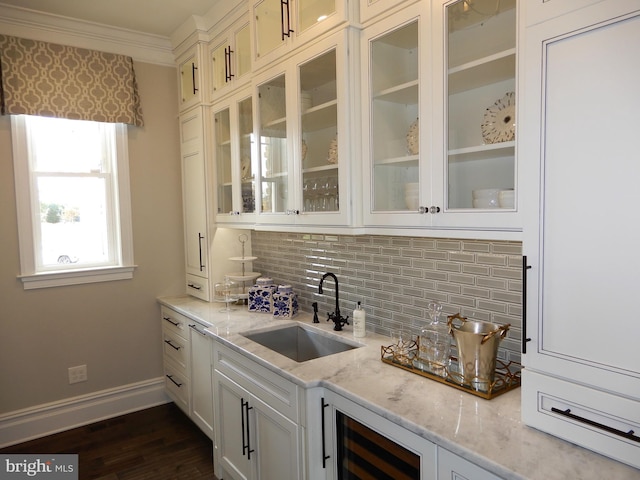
[11,115,136,289]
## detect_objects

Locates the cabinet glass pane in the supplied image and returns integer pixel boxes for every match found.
[445,0,516,210]
[258,75,288,213]
[180,56,197,103]
[215,108,232,214]
[236,23,252,79]
[298,0,336,33]
[211,43,227,93]
[238,97,256,213]
[369,20,419,212]
[255,0,285,60]
[300,49,339,213]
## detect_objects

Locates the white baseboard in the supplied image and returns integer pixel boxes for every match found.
[0,377,171,448]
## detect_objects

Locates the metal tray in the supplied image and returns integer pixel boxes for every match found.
[380,342,521,400]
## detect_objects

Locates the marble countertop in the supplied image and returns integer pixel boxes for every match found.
[159,295,639,480]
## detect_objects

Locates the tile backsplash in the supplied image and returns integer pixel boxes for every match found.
[251,231,523,363]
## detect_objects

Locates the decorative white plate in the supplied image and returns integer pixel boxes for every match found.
[481,92,515,144]
[406,118,419,155]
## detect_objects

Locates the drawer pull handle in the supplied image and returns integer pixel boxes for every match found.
[163,316,180,327]
[551,407,640,443]
[188,283,202,291]
[189,324,207,336]
[321,397,330,468]
[166,374,182,387]
[164,339,181,351]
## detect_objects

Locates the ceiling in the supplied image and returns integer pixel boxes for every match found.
[0,0,218,37]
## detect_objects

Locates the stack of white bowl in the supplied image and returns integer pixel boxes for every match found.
[404,183,419,210]
[472,188,500,208]
[498,189,515,208]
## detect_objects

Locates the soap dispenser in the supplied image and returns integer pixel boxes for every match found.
[353,301,366,338]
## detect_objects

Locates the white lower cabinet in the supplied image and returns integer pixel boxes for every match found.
[212,342,303,480]
[437,447,501,480]
[188,321,214,439]
[161,306,214,440]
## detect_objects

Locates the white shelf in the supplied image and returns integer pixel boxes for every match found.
[448,141,515,162]
[373,80,419,104]
[374,154,419,167]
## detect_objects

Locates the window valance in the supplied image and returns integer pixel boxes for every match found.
[0,35,144,126]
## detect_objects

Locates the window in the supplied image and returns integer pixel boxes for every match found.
[11,115,135,289]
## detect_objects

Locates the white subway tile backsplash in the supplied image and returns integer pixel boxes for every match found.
[251,232,522,363]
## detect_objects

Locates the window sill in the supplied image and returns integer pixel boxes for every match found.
[18,265,137,290]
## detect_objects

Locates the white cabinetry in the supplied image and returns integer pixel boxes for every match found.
[213,88,257,225]
[437,447,501,480]
[177,43,204,111]
[213,341,303,480]
[161,306,214,440]
[179,107,212,301]
[251,0,350,70]
[254,30,356,227]
[520,0,640,469]
[308,388,436,480]
[188,321,214,439]
[208,8,252,102]
[362,0,519,234]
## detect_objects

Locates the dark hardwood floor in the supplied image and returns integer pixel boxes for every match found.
[0,403,217,479]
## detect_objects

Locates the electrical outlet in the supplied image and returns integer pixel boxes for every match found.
[68,365,87,384]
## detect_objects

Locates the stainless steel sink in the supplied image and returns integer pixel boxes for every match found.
[241,325,361,362]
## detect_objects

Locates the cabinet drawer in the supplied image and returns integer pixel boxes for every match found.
[186,273,210,301]
[161,306,189,338]
[522,370,640,469]
[163,329,190,372]
[213,342,299,422]
[164,361,189,413]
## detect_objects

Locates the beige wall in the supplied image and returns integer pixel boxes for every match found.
[0,61,185,413]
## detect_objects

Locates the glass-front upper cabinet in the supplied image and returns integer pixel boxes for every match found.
[256,72,292,220]
[299,48,340,220]
[251,0,348,70]
[362,3,430,227]
[431,0,519,231]
[214,89,257,225]
[254,31,352,226]
[209,12,252,101]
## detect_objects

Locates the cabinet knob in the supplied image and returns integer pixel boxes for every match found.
[430,206,441,214]
[286,209,300,215]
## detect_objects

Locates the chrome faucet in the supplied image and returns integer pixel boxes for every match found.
[318,272,349,331]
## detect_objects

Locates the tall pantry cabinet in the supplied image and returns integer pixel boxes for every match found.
[519,0,640,469]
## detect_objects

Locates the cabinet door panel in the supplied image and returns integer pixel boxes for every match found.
[253,396,300,480]
[537,11,640,389]
[215,372,251,480]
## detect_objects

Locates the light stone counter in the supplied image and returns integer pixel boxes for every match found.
[159,295,640,480]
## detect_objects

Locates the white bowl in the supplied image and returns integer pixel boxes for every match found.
[498,190,515,208]
[405,194,419,210]
[473,198,499,208]
[472,188,501,200]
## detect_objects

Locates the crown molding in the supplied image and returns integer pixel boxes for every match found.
[0,3,176,66]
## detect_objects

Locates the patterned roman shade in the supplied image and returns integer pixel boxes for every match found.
[0,35,144,126]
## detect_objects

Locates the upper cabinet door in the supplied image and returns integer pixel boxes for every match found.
[209,11,252,102]
[177,44,203,111]
[431,0,519,231]
[362,3,432,228]
[251,0,348,71]
[214,90,257,225]
[255,69,296,224]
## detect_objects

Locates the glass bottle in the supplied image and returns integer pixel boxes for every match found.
[419,302,451,377]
